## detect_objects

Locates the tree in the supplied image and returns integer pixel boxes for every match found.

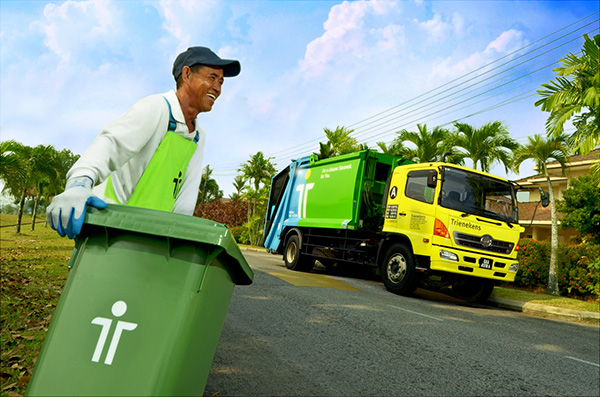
[556,174,600,244]
[238,152,277,245]
[230,175,246,202]
[323,126,360,156]
[1,141,75,232]
[315,141,335,160]
[0,140,27,189]
[238,152,276,192]
[1,141,27,229]
[392,124,457,163]
[28,145,62,231]
[1,142,33,233]
[535,34,600,154]
[376,141,404,156]
[197,165,223,204]
[451,121,518,173]
[241,185,271,246]
[513,134,570,295]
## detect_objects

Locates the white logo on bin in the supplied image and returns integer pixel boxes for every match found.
[91,301,138,365]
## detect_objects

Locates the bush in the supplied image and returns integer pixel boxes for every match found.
[193,200,247,227]
[515,238,600,299]
[229,225,250,245]
[514,239,550,288]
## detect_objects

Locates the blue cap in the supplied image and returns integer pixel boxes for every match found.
[172,46,241,80]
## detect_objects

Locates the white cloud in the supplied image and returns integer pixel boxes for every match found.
[415,13,453,43]
[431,29,526,79]
[451,12,467,37]
[485,29,524,54]
[299,0,400,77]
[156,0,221,53]
[371,24,405,49]
[35,0,123,63]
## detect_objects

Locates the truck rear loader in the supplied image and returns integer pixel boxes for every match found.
[263,150,524,302]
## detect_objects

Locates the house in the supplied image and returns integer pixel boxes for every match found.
[516,148,600,242]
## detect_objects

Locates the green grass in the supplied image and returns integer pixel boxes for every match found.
[492,286,599,313]
[1,214,74,397]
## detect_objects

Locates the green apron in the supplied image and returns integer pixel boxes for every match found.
[104,98,197,212]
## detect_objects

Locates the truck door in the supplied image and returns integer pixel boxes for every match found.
[384,168,438,259]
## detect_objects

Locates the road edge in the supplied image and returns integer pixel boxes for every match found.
[488,296,600,323]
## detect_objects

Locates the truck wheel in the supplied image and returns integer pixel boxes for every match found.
[452,278,494,303]
[381,244,420,296]
[284,235,314,272]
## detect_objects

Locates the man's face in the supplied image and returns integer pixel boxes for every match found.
[187,65,224,113]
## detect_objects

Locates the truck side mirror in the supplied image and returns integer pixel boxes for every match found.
[427,171,438,188]
[538,187,549,207]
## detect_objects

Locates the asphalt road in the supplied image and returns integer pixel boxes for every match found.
[204,251,600,396]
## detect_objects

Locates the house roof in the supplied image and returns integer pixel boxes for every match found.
[515,148,600,184]
[518,200,567,226]
[547,148,600,166]
[518,201,552,222]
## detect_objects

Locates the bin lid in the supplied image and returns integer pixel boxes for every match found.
[83,204,253,285]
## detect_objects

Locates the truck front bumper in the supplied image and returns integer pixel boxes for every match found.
[430,245,518,282]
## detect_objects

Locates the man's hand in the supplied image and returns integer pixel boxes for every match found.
[46,176,107,239]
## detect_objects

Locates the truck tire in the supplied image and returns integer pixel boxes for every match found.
[381,243,420,296]
[284,235,314,272]
[451,278,494,303]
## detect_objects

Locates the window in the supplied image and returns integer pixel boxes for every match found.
[440,167,518,223]
[405,170,436,204]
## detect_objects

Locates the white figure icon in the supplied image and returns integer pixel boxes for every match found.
[91,300,138,365]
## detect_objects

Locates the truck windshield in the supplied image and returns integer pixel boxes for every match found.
[440,167,518,224]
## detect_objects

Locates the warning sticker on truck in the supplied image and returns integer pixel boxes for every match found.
[386,205,398,219]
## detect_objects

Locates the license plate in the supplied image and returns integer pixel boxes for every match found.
[479,257,493,270]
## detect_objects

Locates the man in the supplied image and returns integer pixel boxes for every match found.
[47,46,241,239]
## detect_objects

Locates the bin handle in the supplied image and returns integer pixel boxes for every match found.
[197,246,224,293]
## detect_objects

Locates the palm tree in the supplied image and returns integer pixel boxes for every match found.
[238,151,277,226]
[512,134,570,296]
[535,34,600,153]
[315,141,335,160]
[392,124,457,163]
[238,152,277,192]
[241,185,270,246]
[376,141,400,156]
[1,142,70,232]
[29,145,62,231]
[452,121,518,173]
[1,140,27,191]
[197,165,223,204]
[1,142,33,232]
[323,126,360,156]
[230,175,246,202]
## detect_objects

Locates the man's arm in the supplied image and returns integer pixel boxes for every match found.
[48,95,168,238]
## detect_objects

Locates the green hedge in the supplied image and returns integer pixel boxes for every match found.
[514,239,600,299]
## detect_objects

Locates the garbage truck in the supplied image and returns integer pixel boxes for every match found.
[262,149,524,302]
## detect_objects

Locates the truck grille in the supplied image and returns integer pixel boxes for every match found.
[453,232,514,254]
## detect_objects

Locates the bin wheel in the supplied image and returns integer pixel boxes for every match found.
[284,235,314,272]
[452,278,494,303]
[381,243,420,296]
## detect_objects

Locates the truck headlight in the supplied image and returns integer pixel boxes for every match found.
[509,263,519,272]
[440,249,458,262]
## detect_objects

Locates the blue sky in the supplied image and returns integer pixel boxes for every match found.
[1,0,598,196]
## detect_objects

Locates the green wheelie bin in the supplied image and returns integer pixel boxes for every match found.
[27,204,253,396]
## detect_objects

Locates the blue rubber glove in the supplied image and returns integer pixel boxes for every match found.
[46,176,107,239]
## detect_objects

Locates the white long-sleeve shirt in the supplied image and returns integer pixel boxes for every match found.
[67,90,206,216]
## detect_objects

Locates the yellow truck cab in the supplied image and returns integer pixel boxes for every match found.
[382,163,523,301]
